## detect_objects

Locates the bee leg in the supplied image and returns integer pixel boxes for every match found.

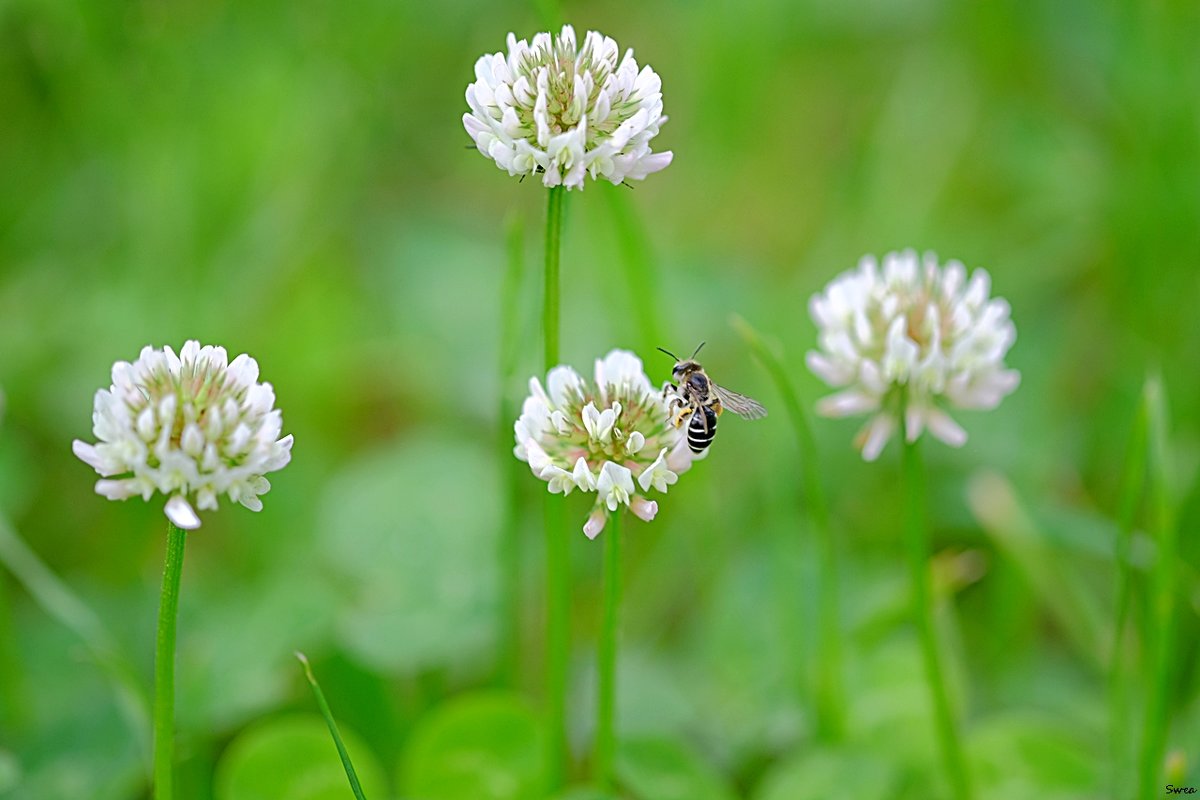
[671,405,693,429]
[661,382,678,399]
[712,399,724,417]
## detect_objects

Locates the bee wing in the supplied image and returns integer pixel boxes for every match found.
[711,382,767,419]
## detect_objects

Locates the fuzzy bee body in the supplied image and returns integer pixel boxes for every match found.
[658,342,766,454]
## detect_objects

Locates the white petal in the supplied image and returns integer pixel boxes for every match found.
[73,440,105,473]
[571,457,597,491]
[816,390,879,418]
[165,495,201,530]
[926,408,968,448]
[905,404,924,442]
[858,415,895,462]
[631,495,658,522]
[547,366,586,407]
[583,509,607,540]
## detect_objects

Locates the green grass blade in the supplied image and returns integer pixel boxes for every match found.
[1110,386,1149,799]
[606,184,663,349]
[967,472,1109,670]
[295,652,369,800]
[731,314,845,740]
[1138,374,1178,800]
[496,211,526,688]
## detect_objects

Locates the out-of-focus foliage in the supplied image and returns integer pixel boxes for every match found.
[0,0,1198,797]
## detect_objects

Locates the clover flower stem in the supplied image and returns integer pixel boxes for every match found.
[732,315,844,740]
[595,510,621,788]
[1138,375,1178,800]
[1109,386,1149,799]
[544,498,570,789]
[543,185,564,370]
[606,185,662,349]
[542,183,570,789]
[296,652,368,800]
[901,431,972,800]
[497,211,526,688]
[154,522,187,800]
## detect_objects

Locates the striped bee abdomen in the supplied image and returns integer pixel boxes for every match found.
[687,405,718,453]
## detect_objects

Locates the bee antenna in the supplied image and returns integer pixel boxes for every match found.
[690,341,707,359]
[656,346,680,361]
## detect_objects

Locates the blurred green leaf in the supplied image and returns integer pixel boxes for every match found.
[399,691,546,800]
[180,566,338,732]
[968,712,1099,797]
[213,714,387,800]
[754,748,898,800]
[317,435,498,675]
[2,616,144,800]
[0,750,20,793]
[967,470,1109,670]
[616,737,735,800]
[848,635,938,767]
[552,789,618,800]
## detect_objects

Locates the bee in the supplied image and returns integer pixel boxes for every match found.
[657,342,767,453]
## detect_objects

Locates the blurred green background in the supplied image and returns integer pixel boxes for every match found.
[1,0,1199,797]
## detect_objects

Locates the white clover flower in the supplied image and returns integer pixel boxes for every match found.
[73,341,294,530]
[807,250,1020,461]
[514,349,700,538]
[463,24,672,190]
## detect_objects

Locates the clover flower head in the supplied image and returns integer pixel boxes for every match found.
[807,250,1020,461]
[463,24,672,190]
[514,349,700,538]
[73,341,294,529]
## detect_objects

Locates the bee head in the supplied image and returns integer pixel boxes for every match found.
[659,342,706,379]
[670,360,695,377]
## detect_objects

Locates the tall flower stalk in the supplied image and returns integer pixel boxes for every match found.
[901,426,972,799]
[154,522,186,798]
[466,25,673,786]
[73,341,292,798]
[595,510,621,787]
[808,251,1020,797]
[514,348,699,784]
[733,315,844,740]
[543,184,569,786]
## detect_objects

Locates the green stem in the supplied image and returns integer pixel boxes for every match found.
[497,211,526,688]
[1138,375,1177,800]
[543,184,569,789]
[901,432,972,800]
[1110,389,1149,799]
[732,315,844,740]
[544,186,564,370]
[596,512,621,788]
[296,652,368,800]
[154,522,186,800]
